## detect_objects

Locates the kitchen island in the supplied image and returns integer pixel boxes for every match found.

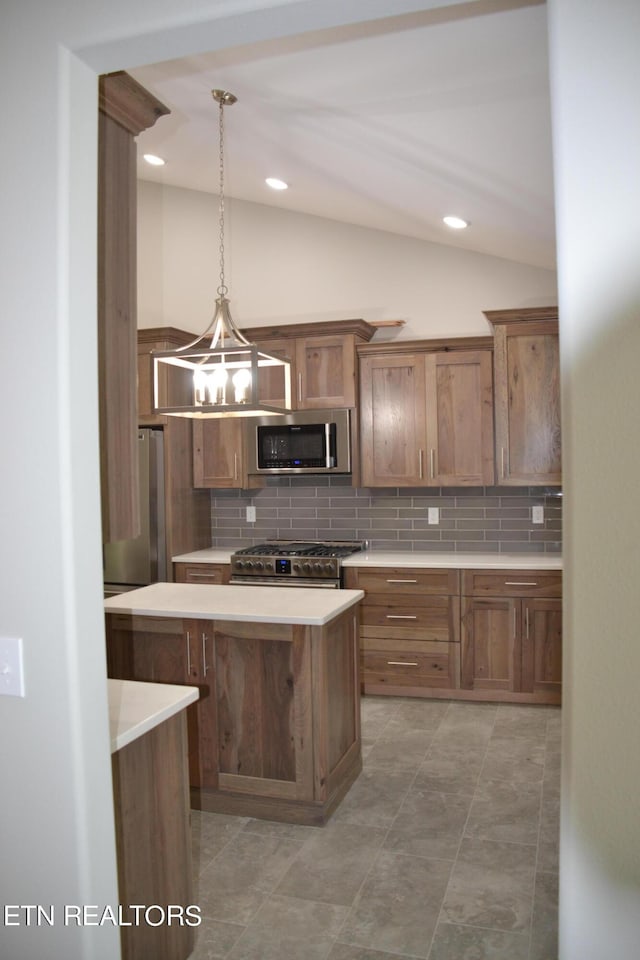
[109,678,198,960]
[105,582,364,825]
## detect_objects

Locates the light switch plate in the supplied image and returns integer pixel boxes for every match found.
[246,506,256,523]
[428,507,440,525]
[0,637,26,698]
[532,505,544,524]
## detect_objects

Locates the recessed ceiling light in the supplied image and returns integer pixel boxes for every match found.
[265,177,288,191]
[143,153,166,166]
[443,215,469,229]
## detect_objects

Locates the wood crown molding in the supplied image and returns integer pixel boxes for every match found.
[241,318,377,342]
[137,326,196,348]
[483,306,558,327]
[99,71,170,136]
[357,335,494,356]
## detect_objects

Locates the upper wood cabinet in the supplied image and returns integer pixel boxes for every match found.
[242,319,376,409]
[358,340,495,487]
[137,327,195,425]
[193,418,246,489]
[99,72,169,543]
[485,308,561,486]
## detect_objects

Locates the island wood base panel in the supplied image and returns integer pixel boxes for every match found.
[106,605,363,827]
[112,712,194,960]
[191,750,363,826]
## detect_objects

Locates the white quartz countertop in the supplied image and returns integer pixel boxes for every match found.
[172,547,562,571]
[173,548,234,563]
[104,582,364,625]
[342,551,562,570]
[108,678,199,754]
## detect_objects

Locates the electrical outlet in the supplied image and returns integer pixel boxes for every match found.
[428,507,439,525]
[0,637,25,698]
[246,506,256,523]
[532,505,544,524]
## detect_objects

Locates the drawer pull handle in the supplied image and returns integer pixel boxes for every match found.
[189,572,218,580]
[386,614,418,620]
[387,661,418,667]
[386,578,418,583]
[504,581,538,586]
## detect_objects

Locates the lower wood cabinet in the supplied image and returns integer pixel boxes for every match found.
[174,561,231,584]
[106,607,361,824]
[106,614,217,788]
[461,570,562,704]
[345,564,562,704]
[112,711,194,960]
[344,567,460,696]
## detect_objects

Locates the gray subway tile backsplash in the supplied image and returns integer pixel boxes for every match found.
[207,480,562,553]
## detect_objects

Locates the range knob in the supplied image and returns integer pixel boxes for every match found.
[235,559,245,571]
[244,560,254,571]
[323,562,335,575]
[302,561,312,574]
[292,562,301,573]
[255,560,264,571]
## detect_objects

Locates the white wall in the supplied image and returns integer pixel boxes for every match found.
[547,0,640,956]
[138,179,557,338]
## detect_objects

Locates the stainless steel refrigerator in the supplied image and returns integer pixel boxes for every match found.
[103,428,167,596]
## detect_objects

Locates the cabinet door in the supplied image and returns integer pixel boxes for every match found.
[213,620,314,801]
[254,337,297,409]
[521,598,562,698]
[493,321,561,484]
[193,419,245,488]
[105,614,217,788]
[296,335,357,408]
[461,597,520,692]
[359,354,427,486]
[425,350,495,485]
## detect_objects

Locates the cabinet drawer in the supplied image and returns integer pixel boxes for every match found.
[174,562,230,584]
[362,637,459,689]
[348,567,459,596]
[461,569,562,598]
[361,595,459,643]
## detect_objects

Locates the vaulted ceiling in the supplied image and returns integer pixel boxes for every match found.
[130,0,555,270]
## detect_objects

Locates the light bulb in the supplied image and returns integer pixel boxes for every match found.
[194,369,208,404]
[232,367,252,403]
[207,366,228,404]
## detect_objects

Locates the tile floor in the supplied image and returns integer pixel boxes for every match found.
[190,696,561,959]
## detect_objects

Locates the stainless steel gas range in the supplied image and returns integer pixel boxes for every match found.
[229,540,366,588]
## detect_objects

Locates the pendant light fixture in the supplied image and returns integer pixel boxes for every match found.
[152,89,291,418]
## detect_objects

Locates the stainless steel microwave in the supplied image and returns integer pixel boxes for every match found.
[246,408,351,475]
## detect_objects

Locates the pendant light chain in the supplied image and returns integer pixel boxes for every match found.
[151,86,291,416]
[217,95,227,299]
